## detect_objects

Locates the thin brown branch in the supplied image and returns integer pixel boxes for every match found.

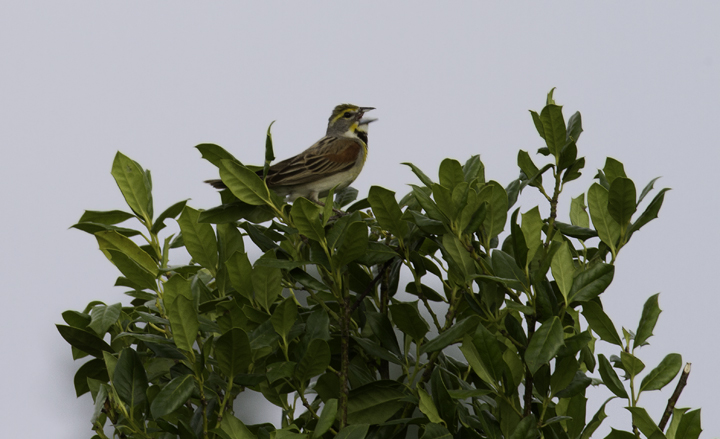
[659,362,692,431]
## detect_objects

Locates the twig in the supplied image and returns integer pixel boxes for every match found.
[349,258,396,314]
[658,363,692,431]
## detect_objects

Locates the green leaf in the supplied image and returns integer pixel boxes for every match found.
[638,176,662,205]
[605,429,637,439]
[509,415,537,439]
[421,316,480,354]
[368,186,408,238]
[88,303,122,335]
[629,188,670,236]
[521,206,543,262]
[56,325,113,358]
[588,183,621,254]
[111,152,153,221]
[478,181,508,241]
[580,397,612,439]
[225,251,254,301]
[421,423,453,439]
[113,348,148,408]
[491,250,527,291]
[150,374,195,418]
[463,155,485,184]
[539,104,566,157]
[620,351,645,376]
[151,200,188,235]
[442,234,476,282]
[73,359,109,397]
[403,162,435,187]
[582,302,623,346]
[220,413,256,439]
[551,356,579,397]
[603,158,627,185]
[271,298,298,341]
[460,334,495,386]
[626,407,663,439]
[510,208,528,269]
[518,150,541,187]
[675,409,702,439]
[567,111,583,141]
[551,242,574,303]
[418,388,444,425]
[352,337,402,365]
[252,264,282,312]
[91,384,109,424]
[365,311,401,356]
[568,263,614,303]
[390,302,429,341]
[666,408,689,439]
[296,339,331,383]
[334,425,370,439]
[439,158,465,190]
[346,381,405,425]
[640,353,682,392]
[530,110,545,140]
[313,398,338,438]
[607,177,637,226]
[334,222,369,266]
[471,324,505,383]
[410,184,446,223]
[177,206,218,275]
[598,354,628,398]
[525,317,564,374]
[570,194,589,228]
[635,293,661,347]
[432,183,457,221]
[215,328,252,377]
[291,197,325,242]
[219,159,271,206]
[196,143,242,168]
[96,230,159,276]
[79,210,135,225]
[163,276,198,352]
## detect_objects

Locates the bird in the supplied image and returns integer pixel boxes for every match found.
[206,104,376,203]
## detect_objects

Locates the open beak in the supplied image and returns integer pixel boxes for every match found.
[358,117,378,126]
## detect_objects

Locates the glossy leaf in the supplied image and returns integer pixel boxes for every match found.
[334,221,368,266]
[539,104,566,157]
[582,302,622,346]
[79,209,135,225]
[442,234,475,281]
[219,159,271,206]
[521,206,543,262]
[88,303,122,335]
[588,183,621,254]
[271,298,298,341]
[635,293,661,347]
[640,353,682,392]
[365,311,401,356]
[390,302,429,341]
[567,263,614,303]
[620,352,645,376]
[509,414,537,439]
[150,374,195,418]
[291,197,324,242]
[296,339,331,383]
[96,230,159,276]
[403,162,435,187]
[252,264,282,312]
[151,200,188,235]
[368,186,408,238]
[111,152,153,221]
[629,188,670,236]
[478,181,508,241]
[471,324,505,383]
[518,150,541,187]
[177,206,218,275]
[421,316,480,354]
[598,355,628,398]
[56,325,113,358]
[570,194,589,228]
[418,388,444,425]
[551,242,574,303]
[626,407,663,439]
[313,399,338,438]
[463,155,485,184]
[215,328,252,377]
[607,177,637,226]
[220,413,255,439]
[346,381,405,425]
[675,409,702,439]
[525,317,564,374]
[114,348,148,408]
[334,425,370,439]
[439,158,465,190]
[225,251,254,301]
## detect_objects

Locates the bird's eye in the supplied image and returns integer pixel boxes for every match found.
[343,112,352,118]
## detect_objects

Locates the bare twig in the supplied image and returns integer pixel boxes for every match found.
[659,363,692,431]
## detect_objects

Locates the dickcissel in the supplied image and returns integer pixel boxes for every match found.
[207,104,375,203]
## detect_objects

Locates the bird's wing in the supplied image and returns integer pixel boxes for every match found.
[265,136,363,186]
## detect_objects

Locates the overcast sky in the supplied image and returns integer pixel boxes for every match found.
[1,2,718,438]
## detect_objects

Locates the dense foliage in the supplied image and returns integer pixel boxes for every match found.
[59,92,701,439]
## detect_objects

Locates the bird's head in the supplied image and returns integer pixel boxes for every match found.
[327,104,375,137]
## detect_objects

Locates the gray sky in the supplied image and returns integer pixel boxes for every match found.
[1,2,718,438]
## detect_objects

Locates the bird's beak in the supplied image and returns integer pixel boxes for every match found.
[357,107,375,118]
[358,118,378,125]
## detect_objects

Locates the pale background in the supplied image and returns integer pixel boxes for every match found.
[1,2,718,438]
